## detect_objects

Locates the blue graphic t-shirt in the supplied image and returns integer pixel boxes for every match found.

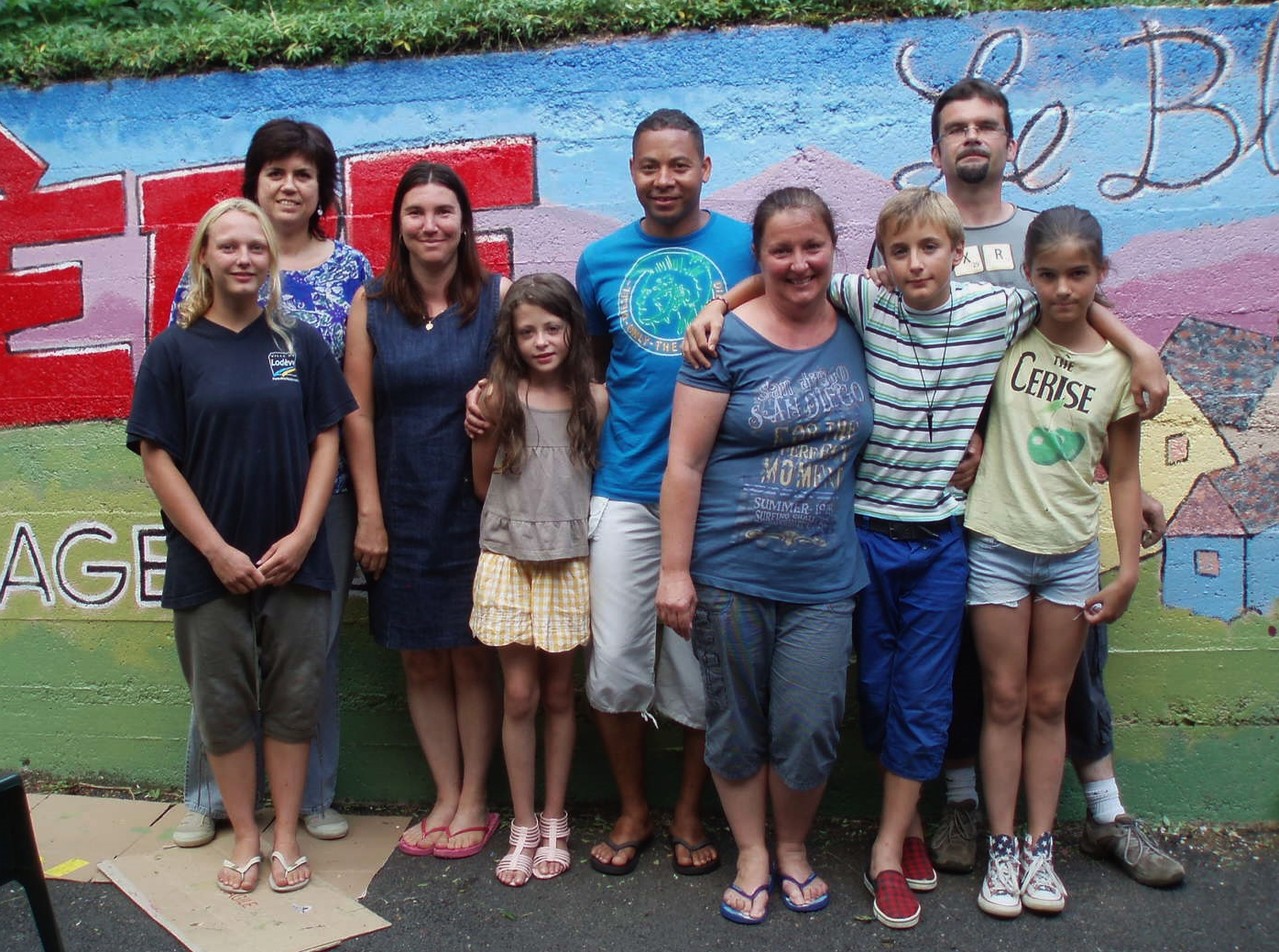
[170,239,373,494]
[678,314,874,603]
[576,212,758,502]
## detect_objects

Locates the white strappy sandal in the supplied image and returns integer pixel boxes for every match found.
[495,820,540,887]
[533,812,571,881]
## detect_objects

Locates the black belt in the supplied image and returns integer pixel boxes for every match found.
[855,515,962,541]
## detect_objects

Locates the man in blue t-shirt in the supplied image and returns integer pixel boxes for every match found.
[576,109,758,877]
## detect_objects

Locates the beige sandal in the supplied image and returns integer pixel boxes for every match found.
[495,819,539,887]
[533,812,571,881]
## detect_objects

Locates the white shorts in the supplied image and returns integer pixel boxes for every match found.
[585,496,706,729]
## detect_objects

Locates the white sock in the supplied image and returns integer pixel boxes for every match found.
[944,766,979,806]
[1083,778,1125,823]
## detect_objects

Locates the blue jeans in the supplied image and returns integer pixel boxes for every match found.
[853,521,967,782]
[183,492,355,817]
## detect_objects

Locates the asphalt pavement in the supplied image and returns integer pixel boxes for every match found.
[4,812,1276,952]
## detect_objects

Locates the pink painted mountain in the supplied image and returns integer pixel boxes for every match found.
[1108,216,1279,348]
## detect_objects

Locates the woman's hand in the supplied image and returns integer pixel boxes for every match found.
[257,529,314,587]
[656,570,698,640]
[863,264,894,290]
[209,543,265,594]
[1140,490,1167,549]
[354,516,389,580]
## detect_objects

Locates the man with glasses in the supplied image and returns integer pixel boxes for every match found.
[923,78,1185,892]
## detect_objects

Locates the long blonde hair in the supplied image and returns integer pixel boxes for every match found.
[177,198,292,349]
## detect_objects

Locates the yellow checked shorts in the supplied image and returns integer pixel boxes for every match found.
[470,550,590,653]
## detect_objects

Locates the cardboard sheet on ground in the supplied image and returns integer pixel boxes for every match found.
[100,847,391,952]
[29,794,173,882]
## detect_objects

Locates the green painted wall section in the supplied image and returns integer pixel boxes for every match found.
[3,422,1275,821]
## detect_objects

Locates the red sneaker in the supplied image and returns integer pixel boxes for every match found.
[863,868,921,929]
[902,836,938,891]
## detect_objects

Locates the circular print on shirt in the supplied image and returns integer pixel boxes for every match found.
[617,248,729,357]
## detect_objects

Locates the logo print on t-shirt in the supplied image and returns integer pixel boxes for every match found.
[956,244,1016,277]
[268,351,298,381]
[617,249,728,356]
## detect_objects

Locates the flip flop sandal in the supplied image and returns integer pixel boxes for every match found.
[720,882,771,925]
[268,850,311,893]
[532,812,572,881]
[217,854,261,894]
[588,834,653,876]
[435,812,501,860]
[668,832,722,876]
[398,819,449,857]
[495,820,540,887]
[777,870,831,912]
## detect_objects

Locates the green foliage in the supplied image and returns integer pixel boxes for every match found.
[0,0,1242,87]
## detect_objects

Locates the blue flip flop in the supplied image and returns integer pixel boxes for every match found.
[777,870,831,913]
[720,882,771,925]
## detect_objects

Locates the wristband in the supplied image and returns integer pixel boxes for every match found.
[711,295,729,312]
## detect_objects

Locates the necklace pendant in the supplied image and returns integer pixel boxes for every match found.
[927,410,934,442]
[425,319,435,332]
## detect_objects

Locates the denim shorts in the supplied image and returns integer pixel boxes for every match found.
[966,534,1100,609]
[692,584,854,792]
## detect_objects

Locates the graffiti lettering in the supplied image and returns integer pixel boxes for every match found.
[132,527,166,607]
[0,132,537,430]
[0,521,165,610]
[1257,14,1279,173]
[55,524,129,608]
[1,522,54,608]
[1099,22,1243,200]
[0,127,129,427]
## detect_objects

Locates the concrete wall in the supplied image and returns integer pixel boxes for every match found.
[1,5,1276,821]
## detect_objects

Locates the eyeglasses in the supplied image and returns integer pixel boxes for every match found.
[938,120,1009,141]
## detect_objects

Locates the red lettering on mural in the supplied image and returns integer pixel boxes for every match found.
[138,165,341,340]
[344,136,535,274]
[0,126,128,427]
[137,165,241,341]
[2,126,536,429]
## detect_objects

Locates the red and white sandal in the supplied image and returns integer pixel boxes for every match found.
[533,812,571,881]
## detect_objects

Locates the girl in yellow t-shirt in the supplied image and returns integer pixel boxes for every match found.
[963,206,1142,920]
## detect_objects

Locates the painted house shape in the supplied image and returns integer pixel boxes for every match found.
[1164,452,1279,621]
[1093,320,1240,573]
[1159,318,1279,464]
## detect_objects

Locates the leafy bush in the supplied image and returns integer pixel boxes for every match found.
[0,0,1232,87]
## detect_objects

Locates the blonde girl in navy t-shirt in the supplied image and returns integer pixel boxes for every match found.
[127,198,354,895]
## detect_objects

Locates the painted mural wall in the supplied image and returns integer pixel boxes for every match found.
[1,5,1276,819]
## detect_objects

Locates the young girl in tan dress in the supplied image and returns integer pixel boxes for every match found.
[470,273,608,886]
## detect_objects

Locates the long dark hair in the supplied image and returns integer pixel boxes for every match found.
[241,118,338,242]
[488,273,599,474]
[369,161,489,324]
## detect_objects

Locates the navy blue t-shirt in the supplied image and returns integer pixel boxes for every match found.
[127,314,356,610]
